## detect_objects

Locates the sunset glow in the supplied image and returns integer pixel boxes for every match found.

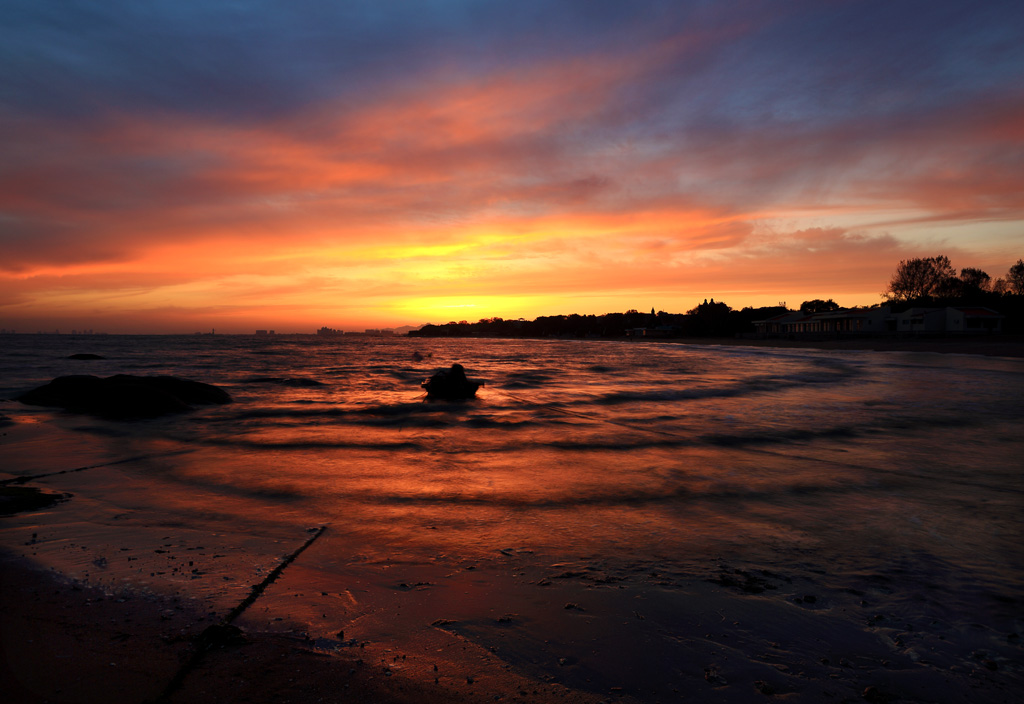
[2,1,1022,333]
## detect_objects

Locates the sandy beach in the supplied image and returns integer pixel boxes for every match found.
[3,526,1021,704]
[5,513,1020,704]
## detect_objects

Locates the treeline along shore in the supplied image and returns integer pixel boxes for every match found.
[408,295,1024,341]
[410,256,1024,352]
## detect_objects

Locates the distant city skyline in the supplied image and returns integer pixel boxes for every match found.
[2,1,1022,334]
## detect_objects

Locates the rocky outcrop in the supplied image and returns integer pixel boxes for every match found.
[67,353,106,360]
[17,374,232,419]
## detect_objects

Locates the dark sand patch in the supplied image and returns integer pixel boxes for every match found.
[0,486,71,515]
[0,552,195,703]
[0,552,602,704]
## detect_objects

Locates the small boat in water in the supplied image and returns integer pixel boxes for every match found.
[422,363,480,400]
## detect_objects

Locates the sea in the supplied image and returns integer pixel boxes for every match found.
[2,333,1023,699]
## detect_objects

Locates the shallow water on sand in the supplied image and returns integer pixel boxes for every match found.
[2,334,1023,700]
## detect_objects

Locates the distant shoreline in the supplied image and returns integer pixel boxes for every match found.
[411,332,1024,358]
[4,330,1023,358]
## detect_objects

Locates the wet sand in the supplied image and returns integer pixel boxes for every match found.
[0,549,560,704]
[3,529,1021,703]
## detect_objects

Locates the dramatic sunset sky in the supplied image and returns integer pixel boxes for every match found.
[2,1,1022,333]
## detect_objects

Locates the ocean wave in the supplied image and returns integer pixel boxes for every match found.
[244,376,326,387]
[200,436,423,451]
[584,367,859,406]
[464,415,535,429]
[213,406,349,421]
[341,479,856,509]
[537,413,982,452]
[544,436,690,451]
[500,370,555,389]
[700,425,862,446]
[355,401,456,416]
[207,399,535,432]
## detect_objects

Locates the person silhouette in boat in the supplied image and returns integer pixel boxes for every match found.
[422,363,480,399]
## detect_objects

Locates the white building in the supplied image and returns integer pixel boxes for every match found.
[895,307,1003,334]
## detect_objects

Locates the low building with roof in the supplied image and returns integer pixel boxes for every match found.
[753,307,893,338]
[896,306,1003,335]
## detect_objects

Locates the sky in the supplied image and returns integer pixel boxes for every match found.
[2,0,1023,334]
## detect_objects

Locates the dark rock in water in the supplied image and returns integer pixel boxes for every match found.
[112,375,232,405]
[421,363,481,400]
[17,374,232,419]
[67,353,105,360]
[0,486,72,515]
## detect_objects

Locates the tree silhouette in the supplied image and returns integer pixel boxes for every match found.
[886,256,956,301]
[799,299,840,314]
[1008,259,1024,295]
[686,299,731,316]
[958,267,991,297]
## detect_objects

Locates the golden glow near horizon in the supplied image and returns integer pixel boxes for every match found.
[2,3,1022,333]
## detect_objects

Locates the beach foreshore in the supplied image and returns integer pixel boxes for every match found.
[2,346,1023,703]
